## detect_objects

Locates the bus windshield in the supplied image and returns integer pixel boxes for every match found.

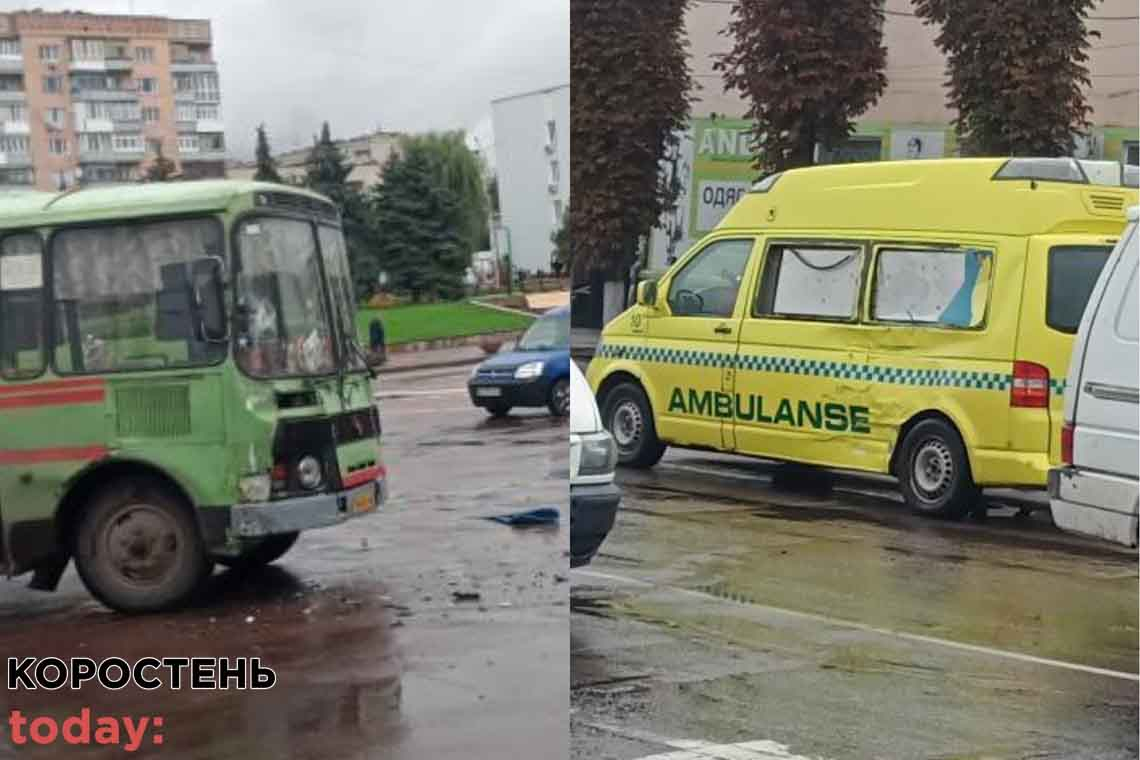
[235,216,337,377]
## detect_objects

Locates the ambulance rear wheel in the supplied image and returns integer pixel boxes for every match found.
[73,478,212,613]
[898,419,979,519]
[603,382,666,468]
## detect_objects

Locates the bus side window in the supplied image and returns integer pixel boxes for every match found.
[0,233,45,379]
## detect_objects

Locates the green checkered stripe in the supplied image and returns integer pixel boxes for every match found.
[597,342,1067,395]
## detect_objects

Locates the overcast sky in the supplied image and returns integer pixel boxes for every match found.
[0,0,569,162]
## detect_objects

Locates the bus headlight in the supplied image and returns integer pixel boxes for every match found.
[515,361,545,380]
[297,456,324,490]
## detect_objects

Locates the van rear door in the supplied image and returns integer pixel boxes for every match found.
[1018,236,1115,463]
[1067,222,1139,478]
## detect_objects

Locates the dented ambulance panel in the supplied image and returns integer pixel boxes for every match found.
[587,159,1137,490]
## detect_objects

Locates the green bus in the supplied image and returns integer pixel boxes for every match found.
[0,181,386,612]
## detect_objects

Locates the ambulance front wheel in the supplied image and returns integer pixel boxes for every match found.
[602,382,666,468]
[897,419,980,519]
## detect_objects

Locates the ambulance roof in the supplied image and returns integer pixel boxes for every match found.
[717,158,1138,237]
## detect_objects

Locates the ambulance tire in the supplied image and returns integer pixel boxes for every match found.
[603,382,666,468]
[73,478,212,613]
[216,532,300,570]
[897,419,980,519]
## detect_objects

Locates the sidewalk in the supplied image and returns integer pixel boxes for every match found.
[376,344,489,374]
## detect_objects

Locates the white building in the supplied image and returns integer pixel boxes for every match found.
[491,83,570,274]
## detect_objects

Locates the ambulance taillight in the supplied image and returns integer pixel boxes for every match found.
[1010,361,1050,408]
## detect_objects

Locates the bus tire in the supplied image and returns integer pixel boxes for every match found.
[602,382,666,468]
[215,532,300,570]
[72,478,212,613]
[897,419,979,519]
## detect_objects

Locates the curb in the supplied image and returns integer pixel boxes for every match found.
[376,355,484,375]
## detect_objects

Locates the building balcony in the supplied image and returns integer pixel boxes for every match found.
[71,87,139,102]
[0,153,33,168]
[0,57,23,74]
[180,148,226,161]
[79,148,144,163]
[76,117,114,133]
[170,59,217,73]
[1,121,29,136]
[70,57,133,73]
[196,118,224,133]
[0,90,26,102]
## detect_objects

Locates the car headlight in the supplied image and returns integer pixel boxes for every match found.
[579,431,617,477]
[514,361,545,380]
[470,363,481,379]
[297,456,324,490]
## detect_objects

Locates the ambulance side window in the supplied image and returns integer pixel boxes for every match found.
[0,233,45,380]
[872,247,992,328]
[755,244,863,321]
[667,238,753,317]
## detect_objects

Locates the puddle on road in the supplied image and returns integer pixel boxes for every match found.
[0,569,405,760]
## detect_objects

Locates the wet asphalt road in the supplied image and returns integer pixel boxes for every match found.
[0,364,569,759]
[570,450,1138,760]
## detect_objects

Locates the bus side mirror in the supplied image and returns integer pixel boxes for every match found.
[193,257,227,342]
[636,280,658,307]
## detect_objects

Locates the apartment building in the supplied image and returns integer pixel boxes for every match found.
[227,129,402,191]
[0,9,225,191]
[492,83,570,274]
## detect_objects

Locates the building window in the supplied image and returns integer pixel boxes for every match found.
[1126,141,1139,167]
[146,138,163,154]
[142,106,160,123]
[176,103,196,122]
[70,39,105,62]
[174,73,194,93]
[38,45,59,62]
[195,72,219,100]
[112,134,142,153]
[83,133,109,152]
[0,168,34,186]
[45,107,64,127]
[0,104,26,123]
[0,39,20,58]
[178,134,199,153]
[134,46,154,63]
[195,104,219,121]
[0,76,22,92]
[42,76,62,94]
[200,133,224,152]
[546,119,557,147]
[138,77,157,94]
[0,135,29,154]
[48,138,68,156]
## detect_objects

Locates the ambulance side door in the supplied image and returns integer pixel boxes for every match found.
[733,238,873,468]
[647,236,758,451]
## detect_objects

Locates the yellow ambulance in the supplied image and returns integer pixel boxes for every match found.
[586,158,1137,517]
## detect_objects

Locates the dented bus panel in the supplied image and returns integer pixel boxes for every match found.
[588,158,1138,518]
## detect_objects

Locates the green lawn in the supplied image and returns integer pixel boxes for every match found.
[356,301,534,346]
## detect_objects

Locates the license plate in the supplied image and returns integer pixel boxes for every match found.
[351,489,377,514]
[476,387,503,398]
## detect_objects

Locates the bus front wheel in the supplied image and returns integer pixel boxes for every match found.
[216,532,300,570]
[72,479,212,613]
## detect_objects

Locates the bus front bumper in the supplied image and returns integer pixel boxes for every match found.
[229,477,387,538]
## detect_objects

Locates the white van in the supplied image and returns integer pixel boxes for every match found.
[1048,206,1139,547]
[570,361,621,566]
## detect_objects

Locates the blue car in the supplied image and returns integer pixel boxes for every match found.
[468,305,571,417]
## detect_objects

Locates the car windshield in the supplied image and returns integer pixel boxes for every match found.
[517,310,569,351]
[235,216,336,377]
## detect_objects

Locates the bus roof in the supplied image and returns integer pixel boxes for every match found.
[0,180,336,230]
[717,158,1138,237]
